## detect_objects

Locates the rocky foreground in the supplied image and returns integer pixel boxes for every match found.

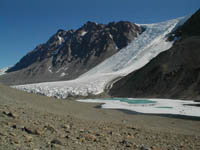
[0,83,200,150]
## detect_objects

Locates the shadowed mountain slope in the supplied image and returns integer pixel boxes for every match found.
[109,9,200,100]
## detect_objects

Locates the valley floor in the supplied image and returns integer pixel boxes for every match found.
[0,84,200,150]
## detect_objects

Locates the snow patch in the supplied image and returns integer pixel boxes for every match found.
[56,66,68,73]
[109,33,113,39]
[60,73,66,77]
[56,67,63,73]
[81,31,87,36]
[58,35,64,45]
[48,66,53,73]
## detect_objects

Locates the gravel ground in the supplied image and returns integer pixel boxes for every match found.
[0,83,200,150]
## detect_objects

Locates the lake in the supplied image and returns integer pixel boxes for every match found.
[77,98,200,117]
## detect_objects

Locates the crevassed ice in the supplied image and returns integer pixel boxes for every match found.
[13,16,189,99]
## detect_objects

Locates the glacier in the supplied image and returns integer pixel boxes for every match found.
[13,16,189,99]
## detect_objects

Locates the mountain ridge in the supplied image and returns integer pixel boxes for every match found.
[11,17,187,98]
[1,10,199,100]
[1,21,143,85]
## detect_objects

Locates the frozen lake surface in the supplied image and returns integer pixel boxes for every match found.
[77,98,200,117]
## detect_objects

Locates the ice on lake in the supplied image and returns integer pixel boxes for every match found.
[77,98,200,117]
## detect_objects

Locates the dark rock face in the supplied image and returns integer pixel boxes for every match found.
[8,29,71,73]
[2,21,143,85]
[168,8,200,41]
[173,9,200,38]
[109,9,200,100]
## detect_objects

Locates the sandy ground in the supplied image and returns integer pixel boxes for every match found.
[0,83,200,150]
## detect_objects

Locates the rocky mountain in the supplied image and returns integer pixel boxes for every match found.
[109,9,200,100]
[1,21,144,85]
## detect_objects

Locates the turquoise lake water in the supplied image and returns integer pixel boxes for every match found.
[101,98,156,104]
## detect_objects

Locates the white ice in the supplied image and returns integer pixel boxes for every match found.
[77,98,200,117]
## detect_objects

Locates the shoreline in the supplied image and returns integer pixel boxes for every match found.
[78,98,200,118]
[94,103,200,121]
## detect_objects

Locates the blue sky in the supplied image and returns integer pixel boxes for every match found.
[0,0,199,69]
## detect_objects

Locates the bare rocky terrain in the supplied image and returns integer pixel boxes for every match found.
[0,83,200,150]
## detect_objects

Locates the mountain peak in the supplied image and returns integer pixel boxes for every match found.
[4,20,143,85]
